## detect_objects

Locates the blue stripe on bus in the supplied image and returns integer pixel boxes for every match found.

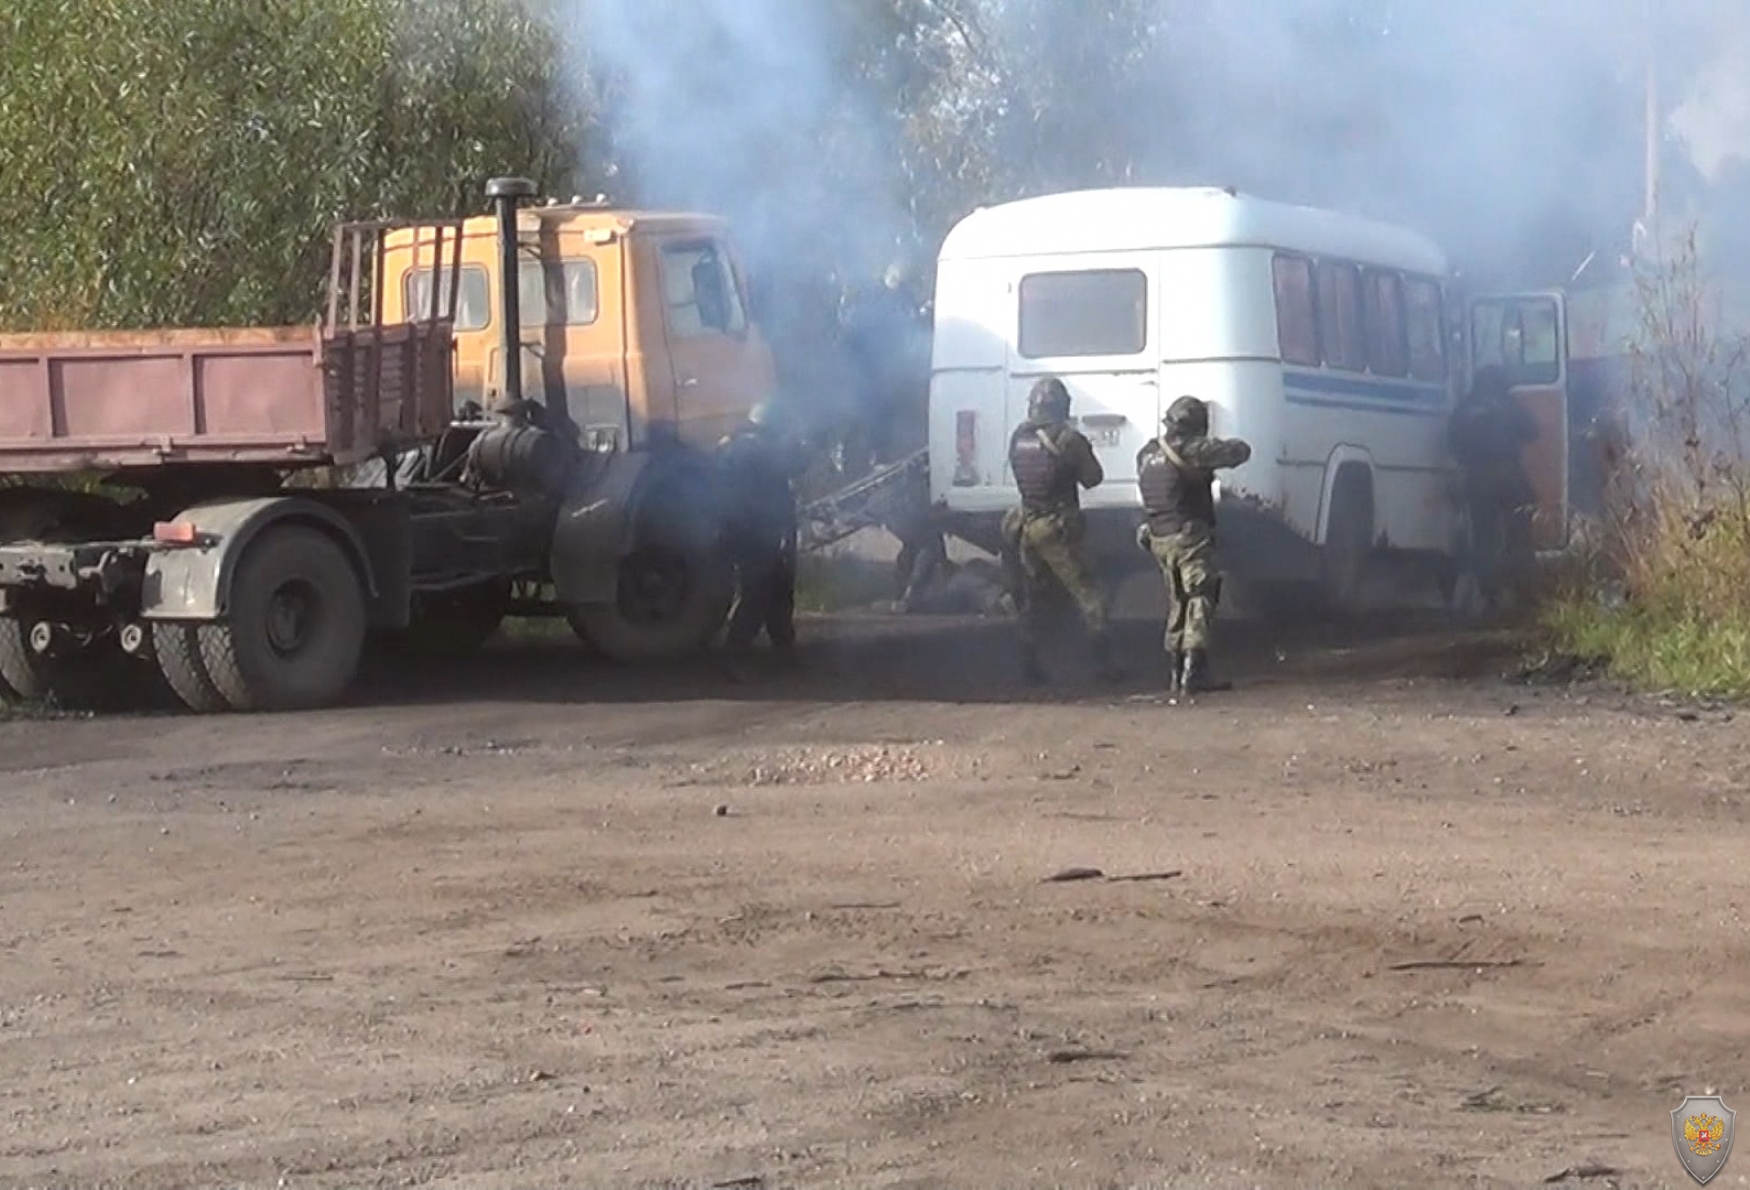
[1284,393,1445,417]
[1282,369,1446,403]
[1282,369,1448,417]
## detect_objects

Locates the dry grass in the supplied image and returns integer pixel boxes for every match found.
[1543,229,1750,696]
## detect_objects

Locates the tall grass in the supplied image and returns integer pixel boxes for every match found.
[1543,228,1750,696]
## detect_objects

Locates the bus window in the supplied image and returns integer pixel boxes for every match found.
[1405,277,1446,382]
[1315,261,1365,372]
[1017,269,1146,358]
[1271,254,1319,367]
[1362,269,1408,377]
[1471,296,1561,387]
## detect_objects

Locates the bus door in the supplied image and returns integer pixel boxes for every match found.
[1006,264,1157,492]
[1468,292,1570,551]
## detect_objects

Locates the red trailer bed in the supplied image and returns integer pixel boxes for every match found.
[0,323,453,473]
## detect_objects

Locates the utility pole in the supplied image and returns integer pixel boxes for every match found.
[1639,0,1660,255]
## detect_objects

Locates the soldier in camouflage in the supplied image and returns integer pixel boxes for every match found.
[717,401,809,677]
[1005,376,1116,684]
[1135,395,1252,697]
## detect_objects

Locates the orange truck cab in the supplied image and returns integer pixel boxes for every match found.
[381,200,777,456]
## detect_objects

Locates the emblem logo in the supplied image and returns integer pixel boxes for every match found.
[1673,1095,1737,1184]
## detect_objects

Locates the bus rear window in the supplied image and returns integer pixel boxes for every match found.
[1017,269,1146,358]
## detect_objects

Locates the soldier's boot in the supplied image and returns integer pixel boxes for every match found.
[1164,649,1183,698]
[1020,643,1048,686]
[1180,648,1232,696]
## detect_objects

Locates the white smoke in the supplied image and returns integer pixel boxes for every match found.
[547,0,1750,294]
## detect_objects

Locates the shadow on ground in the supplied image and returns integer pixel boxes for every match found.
[346,607,1530,712]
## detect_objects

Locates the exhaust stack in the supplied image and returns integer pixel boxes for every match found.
[485,176,537,407]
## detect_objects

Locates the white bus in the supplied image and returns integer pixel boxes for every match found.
[926,186,1573,609]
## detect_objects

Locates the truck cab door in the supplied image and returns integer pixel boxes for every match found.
[652,235,772,452]
[1468,292,1570,551]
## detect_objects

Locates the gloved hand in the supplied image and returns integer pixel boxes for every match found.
[1134,523,1152,552]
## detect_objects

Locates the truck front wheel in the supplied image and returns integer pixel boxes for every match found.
[568,541,733,664]
[197,525,366,712]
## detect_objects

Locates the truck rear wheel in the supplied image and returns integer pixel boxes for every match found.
[0,619,138,711]
[0,489,158,711]
[152,623,232,713]
[197,525,366,711]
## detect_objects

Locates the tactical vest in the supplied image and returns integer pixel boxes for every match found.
[1009,424,1077,513]
[1138,439,1215,535]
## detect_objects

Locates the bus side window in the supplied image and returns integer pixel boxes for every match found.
[1315,261,1365,372]
[1362,269,1408,378]
[1470,297,1561,387]
[1404,277,1446,382]
[1271,253,1319,366]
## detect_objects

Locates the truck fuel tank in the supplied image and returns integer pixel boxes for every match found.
[466,417,574,498]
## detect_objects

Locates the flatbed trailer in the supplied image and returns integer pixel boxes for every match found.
[0,178,735,713]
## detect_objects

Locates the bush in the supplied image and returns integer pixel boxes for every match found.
[1543,228,1750,696]
[0,0,587,331]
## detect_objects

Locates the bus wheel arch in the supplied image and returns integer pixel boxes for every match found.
[1318,454,1376,614]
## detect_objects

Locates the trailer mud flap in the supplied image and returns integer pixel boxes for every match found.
[549,452,651,606]
[139,494,411,627]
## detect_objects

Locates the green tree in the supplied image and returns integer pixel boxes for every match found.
[0,0,592,331]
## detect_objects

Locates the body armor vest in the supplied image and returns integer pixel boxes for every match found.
[1139,439,1215,535]
[1009,425,1077,512]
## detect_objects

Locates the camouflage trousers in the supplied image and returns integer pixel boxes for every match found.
[1147,527,1221,653]
[1003,507,1108,646]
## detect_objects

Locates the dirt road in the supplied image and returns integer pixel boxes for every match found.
[0,613,1745,1190]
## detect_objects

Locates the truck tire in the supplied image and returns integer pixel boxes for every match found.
[566,467,734,664]
[0,489,157,711]
[0,618,128,710]
[569,541,733,664]
[196,525,366,712]
[151,622,231,713]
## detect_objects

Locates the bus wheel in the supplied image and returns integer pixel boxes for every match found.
[1320,470,1374,615]
[197,526,366,712]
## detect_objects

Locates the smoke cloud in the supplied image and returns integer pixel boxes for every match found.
[549,0,1750,322]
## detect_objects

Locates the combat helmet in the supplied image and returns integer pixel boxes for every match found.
[1028,377,1072,423]
[1164,395,1209,436]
